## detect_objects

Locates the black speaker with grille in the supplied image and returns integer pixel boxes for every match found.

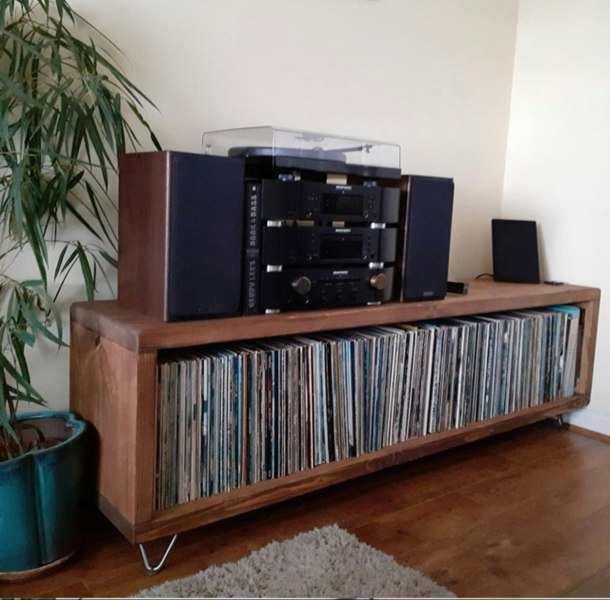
[492,218,540,283]
[118,151,246,321]
[398,175,454,301]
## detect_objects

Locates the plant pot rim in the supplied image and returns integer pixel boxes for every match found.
[1,411,86,464]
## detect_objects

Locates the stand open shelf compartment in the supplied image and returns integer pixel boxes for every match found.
[70,279,600,545]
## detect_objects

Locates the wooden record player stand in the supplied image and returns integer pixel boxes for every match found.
[69,279,600,571]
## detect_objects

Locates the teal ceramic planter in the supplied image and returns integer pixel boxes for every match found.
[0,411,86,574]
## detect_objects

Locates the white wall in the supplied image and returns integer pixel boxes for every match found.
[24,0,520,411]
[503,0,610,434]
[76,0,518,277]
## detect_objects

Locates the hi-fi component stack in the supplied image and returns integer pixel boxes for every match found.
[214,126,404,315]
[243,178,400,314]
[117,127,454,322]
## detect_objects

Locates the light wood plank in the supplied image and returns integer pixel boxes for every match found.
[70,322,157,530]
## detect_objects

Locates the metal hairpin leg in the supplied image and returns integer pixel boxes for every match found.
[555,414,566,428]
[138,534,179,575]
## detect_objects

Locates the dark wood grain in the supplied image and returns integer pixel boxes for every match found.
[118,151,170,320]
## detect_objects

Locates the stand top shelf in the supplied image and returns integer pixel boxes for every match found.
[70,279,600,353]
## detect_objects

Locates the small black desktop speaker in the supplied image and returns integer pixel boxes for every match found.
[399,175,454,301]
[492,219,540,283]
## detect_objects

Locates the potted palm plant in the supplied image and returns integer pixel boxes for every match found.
[0,0,159,577]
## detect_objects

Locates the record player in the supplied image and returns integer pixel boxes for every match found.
[202,125,402,180]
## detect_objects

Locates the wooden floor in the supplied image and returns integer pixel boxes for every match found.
[2,420,610,598]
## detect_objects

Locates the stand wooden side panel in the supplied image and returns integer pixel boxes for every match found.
[70,322,157,530]
[575,299,600,396]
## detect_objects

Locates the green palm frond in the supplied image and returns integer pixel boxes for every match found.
[0,0,160,457]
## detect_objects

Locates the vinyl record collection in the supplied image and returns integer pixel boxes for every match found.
[156,305,581,509]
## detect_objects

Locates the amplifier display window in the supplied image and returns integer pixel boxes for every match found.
[321,193,363,216]
[320,236,362,260]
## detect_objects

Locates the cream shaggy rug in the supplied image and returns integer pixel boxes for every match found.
[133,524,454,598]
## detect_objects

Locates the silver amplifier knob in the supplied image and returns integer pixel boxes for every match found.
[369,273,388,291]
